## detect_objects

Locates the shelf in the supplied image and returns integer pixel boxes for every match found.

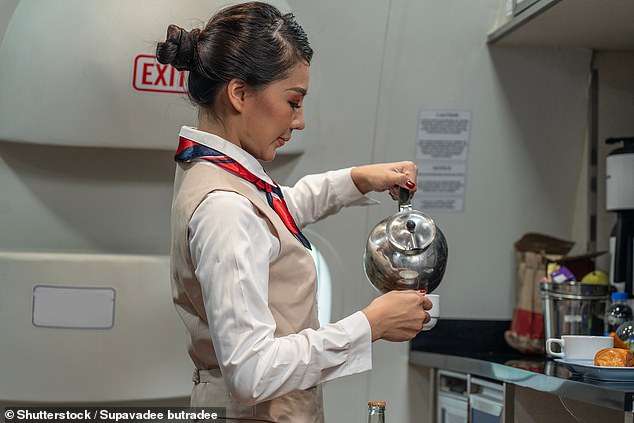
[488,0,634,51]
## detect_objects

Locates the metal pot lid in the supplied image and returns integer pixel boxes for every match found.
[540,281,610,298]
[386,210,436,253]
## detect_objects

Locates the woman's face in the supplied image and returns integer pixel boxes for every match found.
[239,63,310,162]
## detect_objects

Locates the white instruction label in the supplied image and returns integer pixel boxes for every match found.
[414,110,471,213]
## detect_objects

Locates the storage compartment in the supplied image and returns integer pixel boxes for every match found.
[436,370,469,423]
[469,377,505,423]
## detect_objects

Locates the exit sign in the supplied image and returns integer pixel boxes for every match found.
[132,54,187,94]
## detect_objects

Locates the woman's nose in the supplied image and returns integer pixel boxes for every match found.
[292,109,305,131]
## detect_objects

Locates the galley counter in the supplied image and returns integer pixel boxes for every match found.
[409,320,634,423]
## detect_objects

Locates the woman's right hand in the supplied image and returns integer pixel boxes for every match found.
[362,290,432,342]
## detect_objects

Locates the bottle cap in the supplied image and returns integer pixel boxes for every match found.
[612,292,628,300]
[368,401,386,406]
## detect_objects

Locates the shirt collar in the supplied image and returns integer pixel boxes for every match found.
[179,126,275,185]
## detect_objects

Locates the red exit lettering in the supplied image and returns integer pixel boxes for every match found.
[132,54,188,94]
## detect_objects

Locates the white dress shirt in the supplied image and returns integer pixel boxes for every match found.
[182,126,375,403]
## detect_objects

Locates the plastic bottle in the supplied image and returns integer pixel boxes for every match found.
[604,292,633,335]
[616,320,634,353]
[367,401,386,423]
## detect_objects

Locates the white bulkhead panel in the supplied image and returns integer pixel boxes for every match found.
[0,252,192,402]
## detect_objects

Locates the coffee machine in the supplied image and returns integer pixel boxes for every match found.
[606,137,634,296]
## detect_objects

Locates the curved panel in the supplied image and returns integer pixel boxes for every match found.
[0,0,304,153]
[0,252,190,402]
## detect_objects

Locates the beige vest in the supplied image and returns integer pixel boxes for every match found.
[170,162,323,422]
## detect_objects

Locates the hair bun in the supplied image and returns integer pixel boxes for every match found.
[156,24,199,71]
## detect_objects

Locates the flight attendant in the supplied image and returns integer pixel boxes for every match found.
[158,2,432,421]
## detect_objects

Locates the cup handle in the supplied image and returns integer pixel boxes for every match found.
[546,338,564,357]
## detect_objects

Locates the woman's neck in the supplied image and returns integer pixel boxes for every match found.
[198,114,224,137]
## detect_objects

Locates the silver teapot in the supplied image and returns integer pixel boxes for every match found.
[363,188,448,293]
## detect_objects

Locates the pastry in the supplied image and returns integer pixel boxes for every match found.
[594,347,634,367]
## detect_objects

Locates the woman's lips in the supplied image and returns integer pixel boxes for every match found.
[277,137,289,147]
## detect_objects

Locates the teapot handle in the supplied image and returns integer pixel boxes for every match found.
[398,186,412,212]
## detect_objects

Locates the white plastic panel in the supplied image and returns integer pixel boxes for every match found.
[32,285,116,329]
[0,0,304,153]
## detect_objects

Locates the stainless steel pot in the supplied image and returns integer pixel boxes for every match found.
[363,188,448,293]
[540,282,609,354]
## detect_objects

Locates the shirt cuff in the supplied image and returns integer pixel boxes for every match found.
[331,168,379,207]
[337,311,373,373]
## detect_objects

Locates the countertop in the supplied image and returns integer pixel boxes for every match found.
[409,319,634,412]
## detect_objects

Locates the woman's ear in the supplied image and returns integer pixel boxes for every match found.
[226,78,248,113]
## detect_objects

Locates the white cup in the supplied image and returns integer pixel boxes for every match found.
[423,294,440,331]
[545,335,613,360]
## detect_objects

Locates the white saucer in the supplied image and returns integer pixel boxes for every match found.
[555,358,634,381]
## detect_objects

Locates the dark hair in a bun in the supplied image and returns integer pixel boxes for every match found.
[156,24,200,72]
[156,1,313,110]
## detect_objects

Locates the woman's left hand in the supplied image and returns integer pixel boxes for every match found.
[350,161,417,196]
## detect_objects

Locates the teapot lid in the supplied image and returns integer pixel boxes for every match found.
[386,210,436,253]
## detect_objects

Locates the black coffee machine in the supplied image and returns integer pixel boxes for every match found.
[606,137,634,296]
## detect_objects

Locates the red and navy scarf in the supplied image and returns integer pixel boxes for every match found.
[175,136,311,250]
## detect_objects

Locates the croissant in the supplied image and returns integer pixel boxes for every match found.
[594,347,634,367]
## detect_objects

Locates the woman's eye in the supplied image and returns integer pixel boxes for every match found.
[289,101,301,110]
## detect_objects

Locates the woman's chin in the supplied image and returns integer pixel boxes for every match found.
[260,150,277,162]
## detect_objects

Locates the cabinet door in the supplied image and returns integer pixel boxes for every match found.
[437,394,468,423]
